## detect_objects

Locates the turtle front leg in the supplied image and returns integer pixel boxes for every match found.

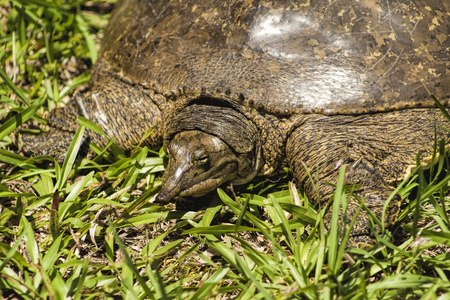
[286,110,449,247]
[22,68,165,162]
[287,129,401,247]
[74,76,166,153]
[21,100,87,162]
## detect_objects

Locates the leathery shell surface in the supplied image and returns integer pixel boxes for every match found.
[100,0,449,116]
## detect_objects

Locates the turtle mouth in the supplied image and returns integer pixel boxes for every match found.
[155,161,238,204]
[177,174,234,198]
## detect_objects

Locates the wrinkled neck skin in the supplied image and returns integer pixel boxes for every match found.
[155,105,263,204]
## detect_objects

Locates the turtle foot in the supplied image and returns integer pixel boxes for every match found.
[323,190,402,248]
[21,128,87,163]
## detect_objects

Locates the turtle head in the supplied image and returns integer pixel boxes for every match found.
[154,103,263,204]
[155,131,235,203]
[155,130,262,204]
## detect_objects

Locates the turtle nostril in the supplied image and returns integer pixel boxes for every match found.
[154,193,167,204]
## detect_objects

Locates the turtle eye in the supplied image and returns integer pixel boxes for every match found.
[196,155,209,166]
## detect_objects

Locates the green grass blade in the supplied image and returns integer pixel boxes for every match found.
[109,222,155,299]
[41,234,63,271]
[191,267,230,299]
[56,124,85,191]
[72,259,89,300]
[234,253,273,300]
[0,224,29,273]
[327,167,346,273]
[75,14,98,63]
[432,95,450,121]
[59,171,94,222]
[21,216,40,265]
[199,196,223,226]
[77,116,106,136]
[0,149,37,170]
[184,225,259,235]
[0,68,30,105]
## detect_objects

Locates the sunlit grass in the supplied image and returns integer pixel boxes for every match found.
[1,1,450,298]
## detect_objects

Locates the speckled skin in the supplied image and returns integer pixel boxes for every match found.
[23,0,450,246]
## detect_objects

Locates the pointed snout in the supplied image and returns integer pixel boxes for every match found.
[154,161,186,204]
[154,188,177,204]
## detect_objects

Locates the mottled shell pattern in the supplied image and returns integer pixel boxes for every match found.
[101,0,449,116]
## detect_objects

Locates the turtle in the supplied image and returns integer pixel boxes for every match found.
[22,0,450,246]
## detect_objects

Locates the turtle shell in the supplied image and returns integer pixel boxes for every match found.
[100,0,449,116]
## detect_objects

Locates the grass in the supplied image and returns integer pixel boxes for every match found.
[1,0,450,298]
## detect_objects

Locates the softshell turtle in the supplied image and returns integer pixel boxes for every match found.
[23,0,450,246]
